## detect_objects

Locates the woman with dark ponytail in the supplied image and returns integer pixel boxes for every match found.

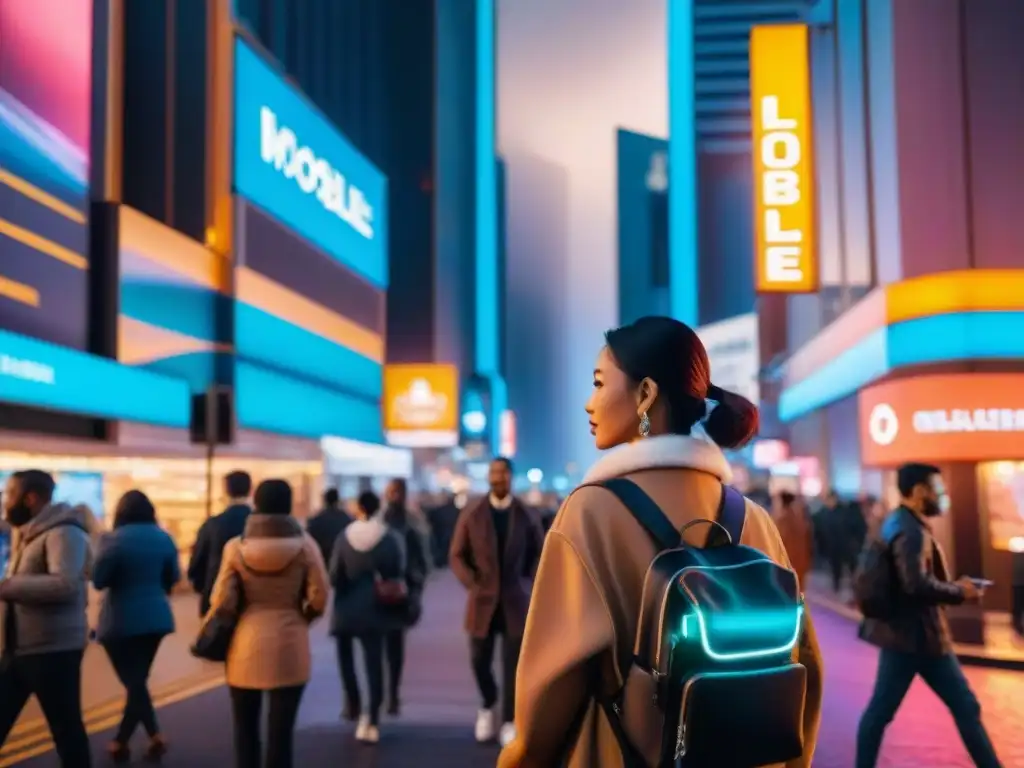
[498,316,824,768]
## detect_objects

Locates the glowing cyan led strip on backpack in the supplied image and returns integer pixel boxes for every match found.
[681,604,804,662]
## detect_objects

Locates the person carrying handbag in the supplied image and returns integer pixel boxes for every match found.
[195,479,328,768]
[329,491,408,744]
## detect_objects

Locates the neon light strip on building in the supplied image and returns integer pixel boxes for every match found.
[778,270,1024,422]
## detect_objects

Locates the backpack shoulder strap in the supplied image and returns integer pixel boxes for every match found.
[596,478,680,550]
[712,484,748,546]
[585,481,681,768]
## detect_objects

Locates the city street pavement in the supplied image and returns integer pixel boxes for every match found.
[11,570,501,767]
[807,602,1023,768]
[18,588,214,724]
[1,590,220,766]
[8,570,1024,766]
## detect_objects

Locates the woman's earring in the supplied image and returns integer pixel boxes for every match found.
[639,411,651,438]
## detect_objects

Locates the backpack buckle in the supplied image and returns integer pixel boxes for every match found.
[651,669,666,706]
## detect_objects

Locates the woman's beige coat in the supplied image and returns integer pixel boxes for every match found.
[498,435,824,768]
[206,513,329,690]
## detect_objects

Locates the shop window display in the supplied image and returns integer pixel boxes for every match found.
[0,453,322,576]
[979,461,1024,551]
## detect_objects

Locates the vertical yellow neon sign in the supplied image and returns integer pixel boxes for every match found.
[750,24,818,293]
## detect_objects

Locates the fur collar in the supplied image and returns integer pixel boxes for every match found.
[244,513,301,539]
[582,434,733,485]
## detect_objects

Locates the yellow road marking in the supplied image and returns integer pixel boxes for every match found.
[6,669,217,741]
[0,674,225,766]
[0,171,86,224]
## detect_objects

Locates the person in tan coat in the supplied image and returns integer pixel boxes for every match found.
[498,316,824,768]
[774,490,814,589]
[206,479,329,768]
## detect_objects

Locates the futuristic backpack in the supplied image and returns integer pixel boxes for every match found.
[595,479,808,768]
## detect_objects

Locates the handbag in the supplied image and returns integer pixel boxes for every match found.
[372,526,410,607]
[191,570,243,662]
[373,572,408,606]
[191,610,238,662]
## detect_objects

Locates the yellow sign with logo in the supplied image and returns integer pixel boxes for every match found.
[750,24,818,293]
[383,364,459,434]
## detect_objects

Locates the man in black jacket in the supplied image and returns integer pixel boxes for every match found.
[187,471,252,616]
[855,463,1000,768]
[307,488,352,566]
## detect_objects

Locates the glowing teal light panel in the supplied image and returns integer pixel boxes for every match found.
[475,0,498,375]
[668,0,698,326]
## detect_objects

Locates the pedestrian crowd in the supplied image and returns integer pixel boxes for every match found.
[0,314,1010,767]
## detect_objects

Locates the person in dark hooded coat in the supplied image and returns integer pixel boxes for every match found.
[330,491,407,744]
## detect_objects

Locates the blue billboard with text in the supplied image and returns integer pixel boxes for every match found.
[233,38,388,288]
[0,328,190,427]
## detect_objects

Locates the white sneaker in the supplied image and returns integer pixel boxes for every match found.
[355,715,379,743]
[474,708,496,742]
[499,721,516,747]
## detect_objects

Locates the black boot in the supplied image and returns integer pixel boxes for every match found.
[386,694,401,716]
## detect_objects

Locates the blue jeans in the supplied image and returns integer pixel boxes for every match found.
[856,649,1001,767]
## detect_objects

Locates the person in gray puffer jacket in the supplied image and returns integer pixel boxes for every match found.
[0,470,93,767]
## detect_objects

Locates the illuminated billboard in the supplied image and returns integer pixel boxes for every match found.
[233,37,388,288]
[750,24,817,294]
[117,206,232,395]
[859,373,1024,466]
[234,201,383,400]
[0,0,93,349]
[383,364,459,448]
[235,361,382,444]
[0,327,190,427]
